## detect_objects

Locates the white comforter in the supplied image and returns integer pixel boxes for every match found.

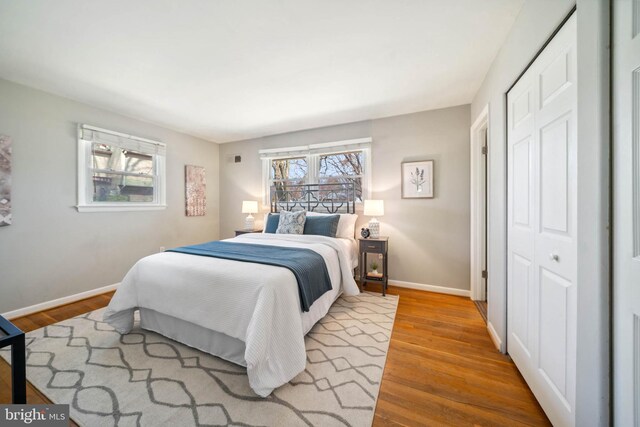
[103,233,360,397]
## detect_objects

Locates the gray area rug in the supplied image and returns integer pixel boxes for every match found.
[1,292,398,426]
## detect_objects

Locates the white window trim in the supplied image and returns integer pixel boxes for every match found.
[76,124,167,213]
[260,137,372,206]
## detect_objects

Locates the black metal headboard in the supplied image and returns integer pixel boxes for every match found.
[270,183,356,214]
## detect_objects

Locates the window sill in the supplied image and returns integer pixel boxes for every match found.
[76,204,167,213]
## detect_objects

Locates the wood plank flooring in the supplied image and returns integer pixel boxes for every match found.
[0,287,549,426]
[374,287,549,426]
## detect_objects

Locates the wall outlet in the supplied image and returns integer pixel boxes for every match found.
[159,246,165,252]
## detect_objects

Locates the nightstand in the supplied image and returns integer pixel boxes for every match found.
[358,236,389,296]
[235,229,263,236]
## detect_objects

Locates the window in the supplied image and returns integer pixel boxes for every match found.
[270,157,308,202]
[77,125,166,212]
[319,151,365,202]
[261,138,371,205]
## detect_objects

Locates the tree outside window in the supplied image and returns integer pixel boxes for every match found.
[319,151,364,202]
[268,150,365,203]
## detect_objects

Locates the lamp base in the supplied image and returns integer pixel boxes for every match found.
[368,218,380,239]
[244,215,255,231]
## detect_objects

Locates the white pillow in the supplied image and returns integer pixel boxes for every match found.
[307,212,358,239]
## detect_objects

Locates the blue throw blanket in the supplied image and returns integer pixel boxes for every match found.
[166,241,332,312]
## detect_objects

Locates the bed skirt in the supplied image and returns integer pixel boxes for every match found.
[139,308,247,367]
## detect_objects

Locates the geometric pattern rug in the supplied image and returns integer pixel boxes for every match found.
[1,292,398,427]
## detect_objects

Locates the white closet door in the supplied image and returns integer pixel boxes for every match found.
[612,0,640,425]
[507,14,577,427]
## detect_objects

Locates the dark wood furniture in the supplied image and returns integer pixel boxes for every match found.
[0,315,26,404]
[235,229,263,236]
[358,236,389,296]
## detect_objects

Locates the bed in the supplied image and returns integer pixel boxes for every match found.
[103,183,360,397]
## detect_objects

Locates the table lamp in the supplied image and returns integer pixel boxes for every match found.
[364,200,384,238]
[242,201,259,230]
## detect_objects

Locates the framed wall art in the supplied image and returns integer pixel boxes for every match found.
[401,160,433,199]
[0,135,12,226]
[185,165,206,216]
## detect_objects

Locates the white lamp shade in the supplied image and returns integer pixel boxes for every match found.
[364,200,384,217]
[242,200,259,214]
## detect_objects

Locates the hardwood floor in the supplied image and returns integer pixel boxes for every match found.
[0,287,549,426]
[374,287,549,426]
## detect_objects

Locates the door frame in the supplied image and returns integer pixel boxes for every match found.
[470,104,489,302]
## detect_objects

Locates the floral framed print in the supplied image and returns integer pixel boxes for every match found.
[402,160,433,199]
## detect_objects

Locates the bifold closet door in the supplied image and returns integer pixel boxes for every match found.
[612,0,640,424]
[507,13,577,427]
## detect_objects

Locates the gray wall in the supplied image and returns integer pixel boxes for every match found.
[471,0,609,424]
[220,105,471,291]
[0,78,220,313]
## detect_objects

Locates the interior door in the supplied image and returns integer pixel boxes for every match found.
[507,14,577,427]
[612,1,640,425]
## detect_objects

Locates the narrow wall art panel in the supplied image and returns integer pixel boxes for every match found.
[0,135,11,226]
[185,165,206,216]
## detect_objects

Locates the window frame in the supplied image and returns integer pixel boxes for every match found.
[261,138,372,206]
[76,124,167,213]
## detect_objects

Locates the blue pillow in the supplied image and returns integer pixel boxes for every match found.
[264,214,280,233]
[304,215,340,237]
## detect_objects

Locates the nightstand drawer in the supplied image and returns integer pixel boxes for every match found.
[360,240,386,253]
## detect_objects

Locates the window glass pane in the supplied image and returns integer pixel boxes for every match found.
[271,179,306,202]
[319,177,363,202]
[265,150,367,205]
[92,172,154,203]
[319,151,363,177]
[124,152,153,175]
[319,151,364,202]
[92,143,153,175]
[270,157,307,180]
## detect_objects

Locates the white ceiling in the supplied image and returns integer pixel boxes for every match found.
[0,0,523,143]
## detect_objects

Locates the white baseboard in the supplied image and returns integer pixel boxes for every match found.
[487,321,504,353]
[388,279,471,297]
[2,283,119,320]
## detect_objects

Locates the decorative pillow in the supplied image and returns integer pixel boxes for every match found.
[304,215,340,237]
[264,213,280,233]
[307,212,358,238]
[276,210,307,234]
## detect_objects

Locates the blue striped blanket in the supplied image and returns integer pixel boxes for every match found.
[166,241,332,312]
